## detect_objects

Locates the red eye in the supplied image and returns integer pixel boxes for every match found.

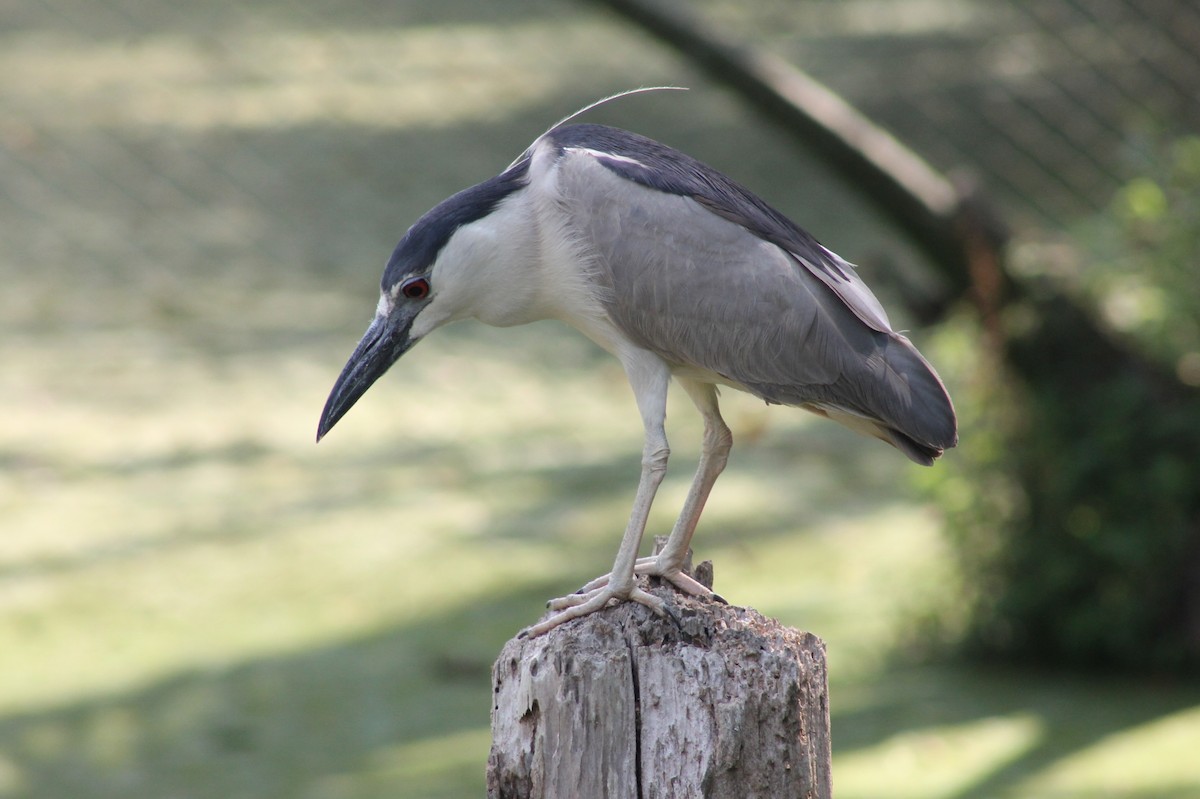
[401,277,430,300]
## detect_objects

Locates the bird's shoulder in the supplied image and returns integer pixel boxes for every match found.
[540,124,892,333]
[544,126,833,260]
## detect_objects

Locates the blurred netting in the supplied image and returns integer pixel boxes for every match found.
[697,0,1200,231]
[3,0,1197,299]
[0,0,689,337]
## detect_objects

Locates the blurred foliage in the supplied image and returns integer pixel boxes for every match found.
[1082,135,1200,385]
[6,0,1200,794]
[926,134,1200,672]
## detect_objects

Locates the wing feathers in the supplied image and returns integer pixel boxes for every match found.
[543,125,957,461]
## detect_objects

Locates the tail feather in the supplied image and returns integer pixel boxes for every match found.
[808,331,957,466]
[882,426,945,466]
[814,405,948,465]
[872,332,957,460]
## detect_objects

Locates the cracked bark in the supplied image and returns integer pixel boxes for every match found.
[487,573,831,799]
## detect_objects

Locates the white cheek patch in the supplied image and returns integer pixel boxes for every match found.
[408,301,446,340]
[376,291,394,318]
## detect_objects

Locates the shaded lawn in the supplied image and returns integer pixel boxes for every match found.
[2,0,1199,797]
[6,318,1200,799]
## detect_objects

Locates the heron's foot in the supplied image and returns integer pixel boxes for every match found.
[521,583,670,638]
[654,566,718,599]
[545,555,722,613]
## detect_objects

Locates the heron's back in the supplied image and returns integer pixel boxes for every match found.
[547,141,957,463]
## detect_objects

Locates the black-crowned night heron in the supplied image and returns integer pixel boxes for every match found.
[317,94,957,637]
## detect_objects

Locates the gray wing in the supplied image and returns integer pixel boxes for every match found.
[552,142,957,462]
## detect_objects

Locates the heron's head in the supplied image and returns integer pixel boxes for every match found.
[316,156,532,441]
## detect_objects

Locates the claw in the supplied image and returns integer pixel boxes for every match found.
[523,582,669,637]
[546,585,604,611]
[523,552,725,637]
[660,600,682,628]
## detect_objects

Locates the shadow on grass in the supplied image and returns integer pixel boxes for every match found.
[4,588,1198,799]
[3,0,562,40]
[832,661,1200,799]
[0,390,913,598]
[11,3,1200,797]
[0,586,545,799]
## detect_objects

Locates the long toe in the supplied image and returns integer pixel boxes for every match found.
[522,583,667,638]
[627,586,667,617]
[546,585,606,611]
[523,590,614,637]
[546,558,660,609]
[572,571,615,596]
[634,557,716,599]
[659,569,713,598]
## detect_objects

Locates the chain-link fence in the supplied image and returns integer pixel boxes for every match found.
[4,2,1200,795]
[695,0,1200,231]
[5,0,1196,290]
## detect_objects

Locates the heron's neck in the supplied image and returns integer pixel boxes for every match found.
[417,194,548,333]
[430,192,610,336]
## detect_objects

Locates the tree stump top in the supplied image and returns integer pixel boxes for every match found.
[488,583,831,799]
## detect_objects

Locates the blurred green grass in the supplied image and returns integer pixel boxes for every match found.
[2,1,1199,797]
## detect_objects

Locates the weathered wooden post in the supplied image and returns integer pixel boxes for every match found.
[487,559,832,799]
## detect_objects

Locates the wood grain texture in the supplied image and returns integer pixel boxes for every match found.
[488,583,831,799]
